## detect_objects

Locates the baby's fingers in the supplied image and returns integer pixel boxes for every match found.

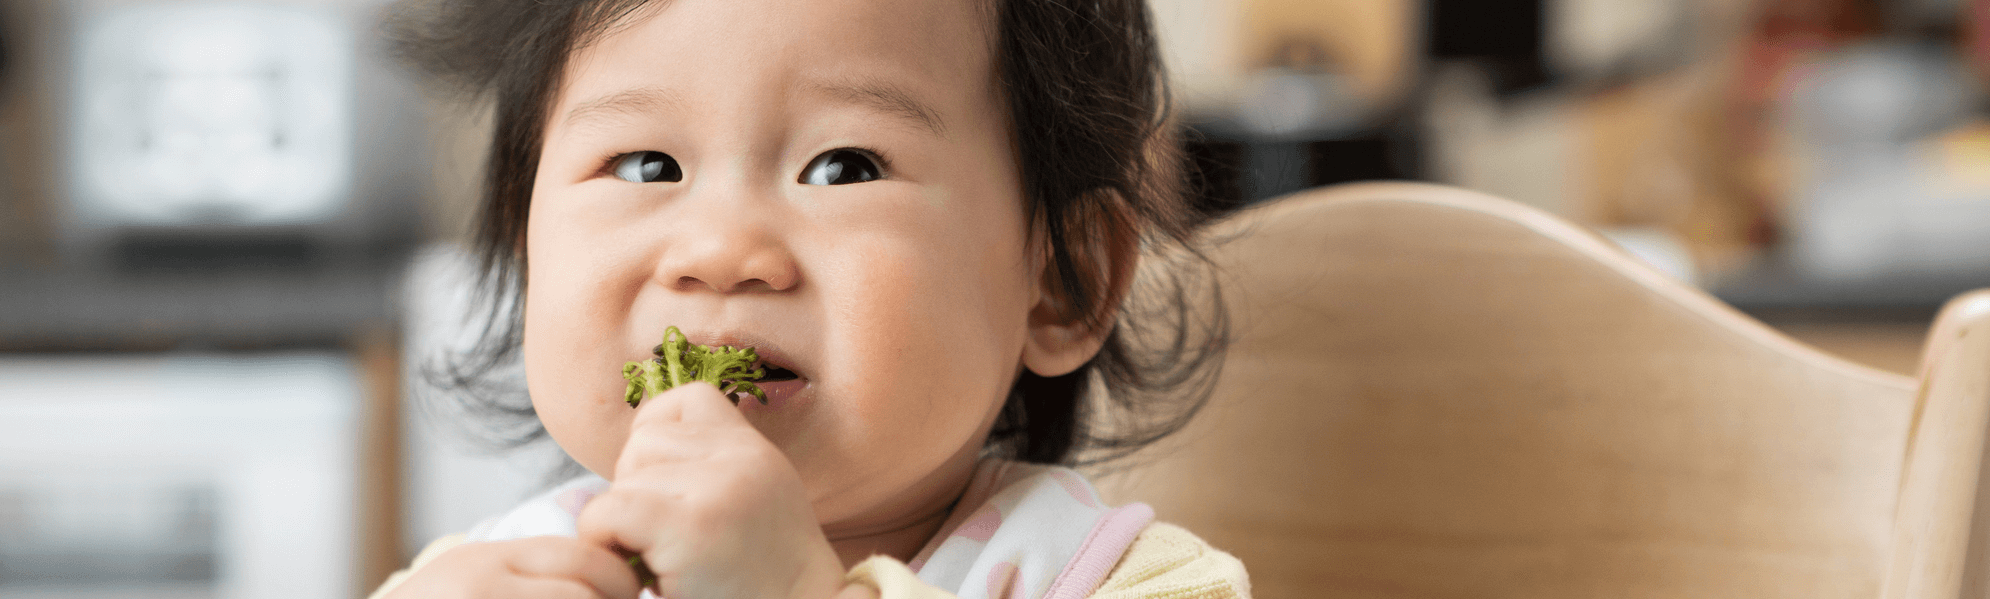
[507,537,644,599]
[574,487,694,574]
[633,381,747,428]
[505,577,626,599]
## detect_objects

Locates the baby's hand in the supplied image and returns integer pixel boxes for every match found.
[577,382,852,599]
[378,536,642,599]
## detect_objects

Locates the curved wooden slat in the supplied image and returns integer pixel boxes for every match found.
[1100,182,1934,599]
[1887,290,1990,599]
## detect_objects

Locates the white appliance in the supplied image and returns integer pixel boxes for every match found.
[0,353,360,599]
[68,4,353,228]
[1783,42,1990,284]
[51,0,425,267]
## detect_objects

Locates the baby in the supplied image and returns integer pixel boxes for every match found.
[375,0,1242,597]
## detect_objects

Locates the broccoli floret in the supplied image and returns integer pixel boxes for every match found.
[622,326,768,406]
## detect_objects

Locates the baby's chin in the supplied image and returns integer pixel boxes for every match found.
[802,440,987,538]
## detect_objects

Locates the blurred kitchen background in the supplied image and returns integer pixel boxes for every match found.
[0,0,1985,596]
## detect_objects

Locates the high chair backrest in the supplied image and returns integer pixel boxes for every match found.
[1096,182,1990,599]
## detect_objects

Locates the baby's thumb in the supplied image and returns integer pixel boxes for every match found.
[656,381,748,426]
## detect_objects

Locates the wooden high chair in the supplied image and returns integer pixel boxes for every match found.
[1096,182,1990,599]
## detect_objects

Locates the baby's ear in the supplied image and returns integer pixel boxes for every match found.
[1022,190,1139,377]
[1022,295,1109,377]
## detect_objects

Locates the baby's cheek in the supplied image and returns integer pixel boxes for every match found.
[804,252,997,515]
[829,245,1015,433]
[523,302,629,477]
[521,226,646,478]
[829,260,930,404]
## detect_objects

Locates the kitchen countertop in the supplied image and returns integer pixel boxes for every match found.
[0,262,402,351]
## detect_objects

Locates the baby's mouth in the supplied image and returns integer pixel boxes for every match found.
[759,363,802,382]
[745,360,808,410]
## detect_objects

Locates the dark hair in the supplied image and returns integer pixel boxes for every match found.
[386,0,1227,467]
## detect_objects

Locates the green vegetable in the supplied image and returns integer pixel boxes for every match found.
[622,326,767,406]
[627,554,657,588]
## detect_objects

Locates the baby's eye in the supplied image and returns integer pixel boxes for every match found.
[799,149,882,185]
[612,151,682,183]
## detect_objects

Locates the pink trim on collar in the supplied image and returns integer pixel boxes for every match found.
[908,461,1025,571]
[1039,503,1154,599]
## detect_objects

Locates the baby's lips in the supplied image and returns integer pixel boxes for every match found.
[747,376,807,410]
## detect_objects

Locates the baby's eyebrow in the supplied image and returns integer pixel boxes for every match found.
[563,81,948,139]
[564,87,686,128]
[804,79,948,139]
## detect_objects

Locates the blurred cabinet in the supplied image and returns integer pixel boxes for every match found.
[0,353,362,599]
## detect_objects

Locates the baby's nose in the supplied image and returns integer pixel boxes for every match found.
[658,232,798,293]
[653,203,799,294]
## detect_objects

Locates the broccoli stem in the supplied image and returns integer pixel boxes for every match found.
[627,554,657,589]
[660,326,689,390]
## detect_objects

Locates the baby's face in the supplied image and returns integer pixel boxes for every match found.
[522,0,1037,530]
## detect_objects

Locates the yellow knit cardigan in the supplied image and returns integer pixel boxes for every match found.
[369,521,1250,599]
